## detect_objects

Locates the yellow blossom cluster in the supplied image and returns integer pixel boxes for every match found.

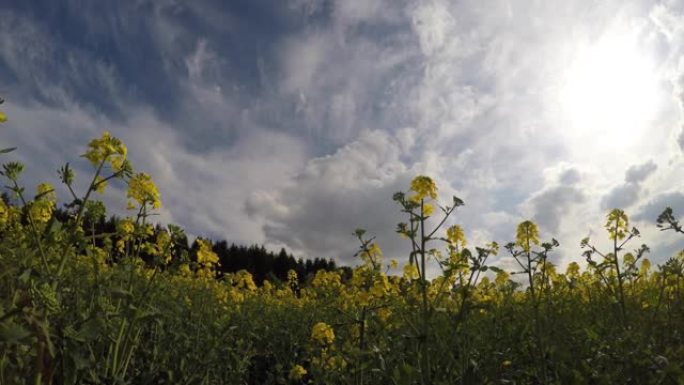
[0,199,9,229]
[127,172,161,209]
[196,239,219,266]
[83,131,128,172]
[446,224,466,249]
[408,175,438,217]
[118,218,135,236]
[312,350,347,372]
[312,270,342,289]
[403,263,419,280]
[606,208,629,240]
[358,242,382,266]
[311,322,335,346]
[566,262,580,278]
[234,270,257,291]
[29,183,56,224]
[516,220,540,252]
[410,175,438,201]
[116,218,135,253]
[288,365,307,381]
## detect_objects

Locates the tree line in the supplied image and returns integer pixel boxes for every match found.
[34,200,344,286]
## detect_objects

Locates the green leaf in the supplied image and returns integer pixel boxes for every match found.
[76,318,103,341]
[0,147,16,154]
[0,321,31,343]
[18,268,32,283]
[109,287,133,299]
[48,219,62,235]
[137,308,162,321]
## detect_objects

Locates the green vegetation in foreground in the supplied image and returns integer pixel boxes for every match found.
[1,129,684,385]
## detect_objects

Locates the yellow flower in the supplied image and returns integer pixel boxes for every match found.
[403,263,419,280]
[110,156,127,173]
[29,183,56,224]
[312,270,342,288]
[83,131,128,170]
[196,239,219,266]
[423,202,434,217]
[368,243,382,258]
[117,218,135,236]
[495,270,509,286]
[288,365,307,381]
[154,230,172,263]
[566,262,580,278]
[446,225,466,249]
[516,220,540,252]
[0,200,9,229]
[235,270,257,291]
[0,111,7,123]
[287,270,299,288]
[179,263,192,277]
[360,242,383,265]
[605,208,629,240]
[409,175,438,202]
[370,273,390,298]
[36,183,56,201]
[623,253,635,267]
[640,258,651,276]
[378,307,391,323]
[94,175,107,193]
[502,360,512,368]
[196,266,215,280]
[115,239,126,254]
[311,322,335,346]
[29,201,53,223]
[324,355,347,370]
[127,172,161,209]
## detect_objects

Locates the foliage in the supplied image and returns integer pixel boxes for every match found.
[1,132,684,385]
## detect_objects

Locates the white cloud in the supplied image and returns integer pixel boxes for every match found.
[4,0,684,269]
[248,129,412,262]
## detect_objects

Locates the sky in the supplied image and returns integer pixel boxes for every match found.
[2,0,684,273]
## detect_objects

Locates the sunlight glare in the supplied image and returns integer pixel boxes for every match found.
[559,32,660,149]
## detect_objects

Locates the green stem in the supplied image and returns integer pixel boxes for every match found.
[419,199,430,385]
[613,226,628,325]
[11,180,51,275]
[54,158,107,283]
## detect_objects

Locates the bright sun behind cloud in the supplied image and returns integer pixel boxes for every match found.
[559,30,661,150]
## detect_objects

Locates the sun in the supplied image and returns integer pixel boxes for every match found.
[559,31,660,149]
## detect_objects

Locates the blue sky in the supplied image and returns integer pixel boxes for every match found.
[2,0,684,271]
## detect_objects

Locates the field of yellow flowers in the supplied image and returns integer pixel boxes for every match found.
[1,129,684,385]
